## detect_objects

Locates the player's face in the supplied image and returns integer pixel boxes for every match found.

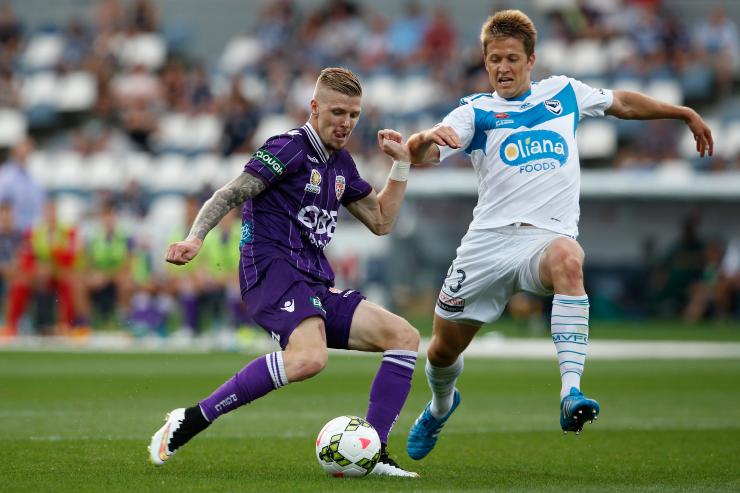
[311,90,362,152]
[484,37,535,99]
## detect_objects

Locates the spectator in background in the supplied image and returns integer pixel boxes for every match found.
[83,203,133,328]
[386,1,427,68]
[4,201,81,336]
[127,0,160,33]
[220,78,261,155]
[199,207,244,330]
[0,201,22,318]
[694,6,739,96]
[0,138,45,232]
[418,6,456,66]
[0,3,22,59]
[0,63,20,107]
[651,213,707,317]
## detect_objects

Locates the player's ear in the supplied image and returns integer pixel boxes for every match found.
[310,98,319,116]
[528,52,536,68]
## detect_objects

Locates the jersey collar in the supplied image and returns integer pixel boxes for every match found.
[303,122,331,163]
[494,87,532,102]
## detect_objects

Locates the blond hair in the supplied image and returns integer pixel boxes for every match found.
[480,10,537,57]
[315,67,362,97]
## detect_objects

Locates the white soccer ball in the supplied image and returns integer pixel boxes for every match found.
[315,415,381,477]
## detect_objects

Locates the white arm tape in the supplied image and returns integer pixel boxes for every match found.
[388,160,411,182]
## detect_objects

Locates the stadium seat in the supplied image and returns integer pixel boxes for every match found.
[149,155,193,193]
[22,33,64,71]
[364,75,401,113]
[115,33,167,70]
[55,193,87,224]
[189,114,223,153]
[722,120,740,160]
[577,120,617,159]
[53,151,86,192]
[87,152,125,191]
[644,79,683,106]
[157,113,191,153]
[220,36,263,75]
[56,71,97,112]
[191,153,223,190]
[399,75,441,115]
[20,71,58,108]
[535,38,568,75]
[0,109,27,148]
[252,114,299,149]
[606,37,637,72]
[123,152,154,184]
[569,39,608,77]
[238,74,268,103]
[27,151,54,188]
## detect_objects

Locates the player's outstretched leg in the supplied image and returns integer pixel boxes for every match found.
[149,406,210,466]
[560,387,600,434]
[148,351,289,465]
[406,388,461,460]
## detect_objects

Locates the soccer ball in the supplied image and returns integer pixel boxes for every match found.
[315,415,381,477]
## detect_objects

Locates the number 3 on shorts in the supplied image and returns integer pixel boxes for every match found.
[444,265,466,293]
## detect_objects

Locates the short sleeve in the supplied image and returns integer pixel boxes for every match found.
[340,157,372,206]
[438,103,475,162]
[243,134,304,187]
[568,77,613,120]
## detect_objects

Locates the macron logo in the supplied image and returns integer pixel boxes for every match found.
[307,155,319,164]
[280,299,295,313]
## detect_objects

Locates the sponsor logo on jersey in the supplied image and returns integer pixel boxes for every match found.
[309,296,326,313]
[520,102,533,109]
[280,299,295,312]
[437,291,465,312]
[495,112,509,119]
[305,169,322,193]
[239,220,253,248]
[496,119,514,127]
[544,99,563,115]
[297,205,338,248]
[253,149,286,176]
[500,130,569,171]
[335,175,346,200]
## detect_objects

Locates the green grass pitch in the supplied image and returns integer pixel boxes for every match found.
[2,351,739,492]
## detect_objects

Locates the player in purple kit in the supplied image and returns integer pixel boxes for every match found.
[148,68,420,477]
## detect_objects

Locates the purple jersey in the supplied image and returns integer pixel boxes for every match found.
[239,123,372,291]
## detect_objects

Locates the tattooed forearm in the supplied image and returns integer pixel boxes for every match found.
[188,173,266,241]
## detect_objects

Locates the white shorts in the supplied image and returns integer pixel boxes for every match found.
[434,225,564,325]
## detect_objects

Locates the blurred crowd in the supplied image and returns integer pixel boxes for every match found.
[0,0,738,335]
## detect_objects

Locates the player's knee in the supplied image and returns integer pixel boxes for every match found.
[287,348,328,381]
[394,320,420,351]
[547,240,584,283]
[427,341,462,367]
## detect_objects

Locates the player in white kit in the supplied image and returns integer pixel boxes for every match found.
[406,9,714,460]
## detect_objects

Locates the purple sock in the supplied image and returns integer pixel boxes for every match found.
[366,350,417,444]
[199,352,288,422]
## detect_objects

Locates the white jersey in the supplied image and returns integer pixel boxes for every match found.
[438,75,613,237]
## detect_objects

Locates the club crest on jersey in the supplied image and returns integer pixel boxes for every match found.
[500,130,569,172]
[544,99,563,115]
[305,169,322,194]
[335,175,346,200]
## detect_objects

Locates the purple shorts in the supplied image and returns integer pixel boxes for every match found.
[240,258,365,350]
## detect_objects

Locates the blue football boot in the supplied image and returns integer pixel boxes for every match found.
[560,387,600,434]
[407,389,461,460]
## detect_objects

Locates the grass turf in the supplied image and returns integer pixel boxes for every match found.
[1,351,739,492]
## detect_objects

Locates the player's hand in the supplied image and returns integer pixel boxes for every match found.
[166,237,203,265]
[378,128,410,162]
[686,112,714,157]
[426,125,461,149]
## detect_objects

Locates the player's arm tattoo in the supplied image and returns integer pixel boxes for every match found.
[188,173,266,240]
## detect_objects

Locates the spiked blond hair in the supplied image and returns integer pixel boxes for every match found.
[480,10,537,57]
